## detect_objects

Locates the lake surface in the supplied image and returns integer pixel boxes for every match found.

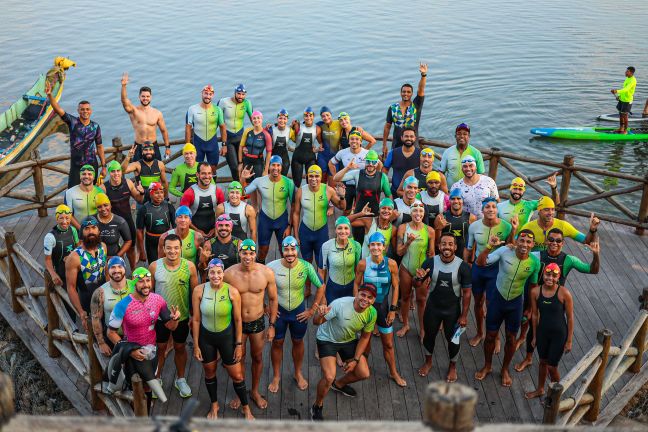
[1,0,648,210]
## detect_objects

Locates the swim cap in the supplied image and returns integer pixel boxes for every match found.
[379,197,395,209]
[175,205,192,219]
[80,164,95,173]
[544,262,561,275]
[510,177,526,190]
[425,171,441,182]
[148,182,163,195]
[80,216,98,229]
[235,83,247,93]
[132,267,151,279]
[481,197,498,208]
[277,108,289,118]
[368,231,386,245]
[537,196,555,211]
[461,155,476,165]
[95,193,111,207]
[335,216,351,228]
[216,214,233,226]
[182,143,196,154]
[281,236,299,250]
[358,283,377,298]
[55,204,72,217]
[251,110,263,118]
[208,258,224,269]
[403,176,419,189]
[202,84,214,93]
[449,188,463,199]
[141,141,155,149]
[228,181,243,192]
[320,106,331,115]
[269,155,283,165]
[307,165,322,176]
[107,256,126,270]
[365,150,379,162]
[239,238,257,251]
[106,160,122,173]
[338,112,350,120]
[421,147,435,157]
[304,106,314,114]
[456,123,471,133]
[349,130,363,139]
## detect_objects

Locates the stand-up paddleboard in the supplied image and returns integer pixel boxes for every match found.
[597,113,648,123]
[530,126,648,141]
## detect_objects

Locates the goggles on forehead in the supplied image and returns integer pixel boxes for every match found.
[133,271,152,280]
[366,159,379,165]
[282,239,299,248]
[410,202,425,209]
[511,182,526,189]
[239,244,257,252]
[518,232,535,239]
[208,259,224,269]
[216,215,233,224]
[461,158,476,165]
[544,267,560,275]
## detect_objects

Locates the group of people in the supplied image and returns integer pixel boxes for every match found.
[42,64,604,421]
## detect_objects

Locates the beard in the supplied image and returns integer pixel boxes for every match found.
[83,233,100,249]
[140,100,150,107]
[403,140,415,147]
[142,153,154,162]
[511,192,522,201]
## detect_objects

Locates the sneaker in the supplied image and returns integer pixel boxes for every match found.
[311,404,324,421]
[331,382,357,397]
[175,377,192,398]
[152,378,163,399]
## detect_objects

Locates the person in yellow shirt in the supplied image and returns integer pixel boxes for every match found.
[519,197,599,251]
[611,66,636,134]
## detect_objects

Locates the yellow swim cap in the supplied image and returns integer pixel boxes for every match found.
[510,177,526,190]
[537,196,555,211]
[95,193,111,207]
[421,147,435,157]
[425,171,441,182]
[55,204,72,218]
[307,165,322,176]
[183,143,196,154]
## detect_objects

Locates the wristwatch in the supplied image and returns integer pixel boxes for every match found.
[389,305,400,312]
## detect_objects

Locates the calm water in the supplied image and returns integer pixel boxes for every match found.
[1,0,648,208]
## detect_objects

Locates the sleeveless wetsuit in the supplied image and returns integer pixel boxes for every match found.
[318,238,362,303]
[291,123,318,187]
[420,190,446,227]
[169,163,198,198]
[186,103,224,165]
[218,97,253,182]
[241,127,272,182]
[245,175,294,247]
[153,258,193,345]
[362,256,393,333]
[401,224,429,276]
[441,210,471,257]
[223,201,249,240]
[104,179,136,241]
[198,282,239,365]
[270,125,292,175]
[186,183,217,235]
[536,286,568,367]
[208,237,241,269]
[135,200,175,264]
[317,119,342,173]
[299,184,329,263]
[361,219,393,259]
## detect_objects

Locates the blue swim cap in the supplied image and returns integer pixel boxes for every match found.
[320,106,331,115]
[449,188,463,199]
[269,155,283,165]
[234,83,247,93]
[368,231,386,245]
[208,258,224,269]
[403,176,419,189]
[304,106,314,114]
[107,256,126,270]
[282,236,299,250]
[277,108,289,118]
[175,206,192,218]
[481,197,498,208]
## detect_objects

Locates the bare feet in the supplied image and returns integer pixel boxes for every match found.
[514,357,533,372]
[229,397,241,410]
[398,312,404,323]
[446,363,458,383]
[494,336,501,354]
[390,374,407,387]
[418,360,433,377]
[396,325,410,338]
[469,333,484,347]
[207,403,219,419]
[525,388,545,399]
[268,377,280,393]
[501,369,512,387]
[475,365,492,381]
[294,373,308,390]
[250,391,268,409]
[241,405,255,420]
[514,337,525,352]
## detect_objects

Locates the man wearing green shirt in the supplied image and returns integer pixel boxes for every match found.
[169,143,199,200]
[440,123,485,186]
[611,66,637,134]
[497,175,558,231]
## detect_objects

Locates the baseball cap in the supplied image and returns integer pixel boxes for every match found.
[269,155,283,165]
[107,256,126,270]
[95,193,111,207]
[235,83,246,93]
[182,143,197,154]
[426,171,441,182]
[175,205,192,218]
[358,283,377,298]
[380,197,395,209]
[537,196,555,211]
[107,160,122,173]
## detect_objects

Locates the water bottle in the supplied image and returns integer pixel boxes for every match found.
[140,344,157,360]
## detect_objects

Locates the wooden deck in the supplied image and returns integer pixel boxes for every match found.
[0,211,647,423]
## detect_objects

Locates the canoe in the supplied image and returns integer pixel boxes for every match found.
[0,57,75,170]
[597,113,648,123]
[530,126,648,141]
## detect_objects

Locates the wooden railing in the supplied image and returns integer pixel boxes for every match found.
[541,288,648,426]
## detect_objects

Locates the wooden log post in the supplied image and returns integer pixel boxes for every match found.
[637,173,648,235]
[44,271,61,357]
[0,372,14,428]
[4,232,24,313]
[584,329,613,422]
[31,150,47,217]
[423,381,477,431]
[542,382,564,424]
[488,147,500,182]
[131,374,148,417]
[558,155,574,219]
[86,317,105,411]
[112,137,124,163]
[631,287,648,373]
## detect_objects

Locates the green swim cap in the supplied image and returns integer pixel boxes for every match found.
[80,164,95,173]
[335,216,351,227]
[106,160,122,173]
[132,267,151,279]
[239,238,257,251]
[380,198,395,208]
[365,150,379,162]
[228,181,243,192]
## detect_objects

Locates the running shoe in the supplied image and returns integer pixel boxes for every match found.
[331,382,357,397]
[175,377,192,398]
[152,378,162,399]
[311,404,324,421]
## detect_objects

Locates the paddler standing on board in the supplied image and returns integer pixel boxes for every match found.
[611,66,636,134]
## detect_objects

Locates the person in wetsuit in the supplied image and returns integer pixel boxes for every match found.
[122,141,168,201]
[266,108,293,176]
[135,182,175,264]
[215,181,256,241]
[217,83,253,182]
[169,144,199,201]
[95,193,132,261]
[238,110,272,183]
[185,84,227,175]
[180,162,225,239]
[433,188,476,257]
[198,214,241,280]
[290,106,322,187]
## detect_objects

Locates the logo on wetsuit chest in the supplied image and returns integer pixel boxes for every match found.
[155,219,164,226]
[66,245,74,253]
[219,295,226,301]
[362,191,375,198]
[201,203,211,208]
[188,175,197,183]
[440,280,450,287]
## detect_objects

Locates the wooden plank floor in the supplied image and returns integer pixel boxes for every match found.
[1,211,647,423]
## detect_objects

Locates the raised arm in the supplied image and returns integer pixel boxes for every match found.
[120,73,134,114]
[45,80,65,117]
[417,63,428,97]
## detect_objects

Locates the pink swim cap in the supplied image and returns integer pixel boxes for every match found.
[252,110,263,118]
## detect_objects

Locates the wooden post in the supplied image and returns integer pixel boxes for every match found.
[488,147,500,181]
[584,329,613,422]
[631,287,648,373]
[31,150,47,217]
[131,374,148,417]
[4,232,23,313]
[86,317,105,411]
[542,382,564,424]
[423,381,477,431]
[636,173,648,235]
[44,271,61,357]
[558,155,574,219]
[0,372,15,428]
[112,137,124,163]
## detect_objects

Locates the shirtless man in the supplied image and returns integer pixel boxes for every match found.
[121,72,170,161]
[224,239,278,410]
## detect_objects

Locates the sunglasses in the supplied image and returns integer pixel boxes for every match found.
[133,271,152,280]
[421,152,434,157]
[366,160,379,165]
[544,267,560,275]
[547,237,563,243]
[239,244,257,252]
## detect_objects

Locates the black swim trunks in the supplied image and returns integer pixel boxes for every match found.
[617,101,632,113]
[242,316,266,334]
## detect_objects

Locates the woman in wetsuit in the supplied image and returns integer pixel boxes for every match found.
[290,107,321,187]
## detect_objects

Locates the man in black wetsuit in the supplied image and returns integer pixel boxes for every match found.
[433,188,476,257]
[122,141,169,200]
[415,233,471,382]
[95,193,132,262]
[136,182,175,264]
[198,214,241,279]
